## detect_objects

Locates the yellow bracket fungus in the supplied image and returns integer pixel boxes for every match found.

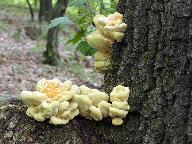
[93,51,111,73]
[86,31,112,53]
[109,85,130,126]
[21,78,130,126]
[21,79,79,125]
[114,0,119,5]
[86,12,127,74]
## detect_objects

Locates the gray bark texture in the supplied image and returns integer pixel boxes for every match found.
[44,0,68,65]
[104,0,192,143]
[0,0,192,144]
[39,0,52,22]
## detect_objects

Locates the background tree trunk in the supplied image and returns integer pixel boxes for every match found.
[0,0,191,144]
[44,0,68,65]
[26,0,34,20]
[38,0,52,22]
[34,0,38,7]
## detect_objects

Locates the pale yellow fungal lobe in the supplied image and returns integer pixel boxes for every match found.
[73,94,92,119]
[104,23,127,32]
[93,15,108,33]
[71,85,80,94]
[57,91,74,102]
[93,51,111,73]
[21,91,47,106]
[89,106,102,121]
[68,102,78,111]
[94,51,110,61]
[112,118,123,126]
[73,89,111,120]
[26,106,38,118]
[111,32,125,42]
[36,78,66,101]
[86,12,127,74]
[98,101,111,118]
[79,85,92,95]
[21,78,80,125]
[111,101,129,110]
[86,33,112,53]
[108,12,123,25]
[21,79,130,126]
[88,90,109,106]
[49,116,69,125]
[94,60,110,69]
[62,80,73,91]
[110,85,130,102]
[109,85,130,125]
[109,107,128,118]
[58,101,70,112]
[91,12,126,42]
[34,113,45,122]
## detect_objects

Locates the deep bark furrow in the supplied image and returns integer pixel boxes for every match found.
[142,1,166,143]
[103,0,192,143]
[104,0,128,93]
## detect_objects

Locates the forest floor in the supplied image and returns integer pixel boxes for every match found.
[0,4,103,103]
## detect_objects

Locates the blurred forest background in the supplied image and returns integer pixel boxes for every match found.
[0,0,116,105]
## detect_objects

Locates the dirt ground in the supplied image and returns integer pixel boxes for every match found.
[0,5,103,101]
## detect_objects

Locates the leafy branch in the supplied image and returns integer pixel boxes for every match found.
[48,0,116,56]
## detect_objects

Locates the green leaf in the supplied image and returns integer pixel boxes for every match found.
[76,41,97,56]
[76,15,89,25]
[48,17,72,29]
[69,0,86,7]
[67,29,86,44]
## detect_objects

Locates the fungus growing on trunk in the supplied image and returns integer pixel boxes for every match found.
[21,79,79,125]
[86,12,127,73]
[21,78,130,126]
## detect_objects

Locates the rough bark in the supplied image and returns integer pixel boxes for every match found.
[0,100,83,144]
[0,99,137,144]
[38,0,52,22]
[0,0,191,144]
[44,0,68,65]
[104,0,192,143]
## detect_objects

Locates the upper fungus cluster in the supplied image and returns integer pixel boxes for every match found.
[86,12,127,73]
[21,78,130,126]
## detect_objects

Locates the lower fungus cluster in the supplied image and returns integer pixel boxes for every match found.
[21,78,130,126]
[86,12,127,74]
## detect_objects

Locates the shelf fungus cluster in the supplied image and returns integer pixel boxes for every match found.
[86,12,127,73]
[21,78,130,126]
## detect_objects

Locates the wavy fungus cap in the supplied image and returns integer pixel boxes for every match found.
[21,78,130,126]
[35,79,72,101]
[110,85,130,102]
[92,12,127,41]
[86,12,127,74]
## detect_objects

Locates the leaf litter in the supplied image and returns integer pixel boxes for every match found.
[0,5,104,104]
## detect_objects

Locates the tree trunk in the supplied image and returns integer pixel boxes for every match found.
[26,0,34,20]
[103,0,192,143]
[0,0,191,144]
[44,0,68,65]
[38,0,52,22]
[34,0,38,7]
